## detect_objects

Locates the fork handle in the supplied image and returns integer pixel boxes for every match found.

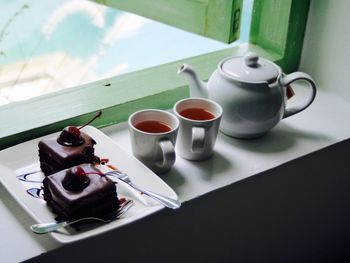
[31,221,69,234]
[130,183,181,209]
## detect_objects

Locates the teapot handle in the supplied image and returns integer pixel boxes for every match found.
[280,72,317,119]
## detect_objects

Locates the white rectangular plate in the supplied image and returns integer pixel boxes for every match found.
[0,126,179,244]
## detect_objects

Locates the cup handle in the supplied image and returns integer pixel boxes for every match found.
[192,127,205,153]
[279,72,317,119]
[156,140,176,170]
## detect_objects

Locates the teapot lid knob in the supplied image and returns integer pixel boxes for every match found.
[244,52,259,67]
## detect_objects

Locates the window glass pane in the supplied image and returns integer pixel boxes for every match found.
[0,0,253,106]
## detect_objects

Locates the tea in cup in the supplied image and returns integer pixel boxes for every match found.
[128,109,179,174]
[173,98,222,161]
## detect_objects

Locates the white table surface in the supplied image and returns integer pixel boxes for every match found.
[1,88,350,263]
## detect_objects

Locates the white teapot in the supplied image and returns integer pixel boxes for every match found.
[178,52,317,138]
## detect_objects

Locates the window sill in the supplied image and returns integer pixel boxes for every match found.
[0,43,281,150]
[1,86,350,262]
[101,88,350,202]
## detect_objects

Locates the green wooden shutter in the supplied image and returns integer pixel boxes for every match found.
[250,0,311,72]
[95,0,243,43]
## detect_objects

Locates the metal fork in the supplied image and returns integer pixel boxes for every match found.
[107,170,181,209]
[30,199,134,234]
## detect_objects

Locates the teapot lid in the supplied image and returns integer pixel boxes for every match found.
[220,52,279,83]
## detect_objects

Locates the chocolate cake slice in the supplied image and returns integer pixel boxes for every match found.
[38,130,97,176]
[38,111,102,176]
[43,164,119,220]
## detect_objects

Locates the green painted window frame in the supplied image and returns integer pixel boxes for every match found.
[0,0,310,150]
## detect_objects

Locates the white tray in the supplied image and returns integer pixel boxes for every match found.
[0,126,179,244]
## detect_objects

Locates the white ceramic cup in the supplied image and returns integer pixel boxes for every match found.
[173,98,222,161]
[128,109,179,174]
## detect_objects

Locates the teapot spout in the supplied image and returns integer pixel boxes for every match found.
[178,64,208,98]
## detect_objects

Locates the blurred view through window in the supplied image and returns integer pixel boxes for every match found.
[0,0,253,106]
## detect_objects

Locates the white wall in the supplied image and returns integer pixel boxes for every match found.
[299,0,350,97]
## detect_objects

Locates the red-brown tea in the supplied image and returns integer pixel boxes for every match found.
[179,108,215,121]
[135,120,172,133]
